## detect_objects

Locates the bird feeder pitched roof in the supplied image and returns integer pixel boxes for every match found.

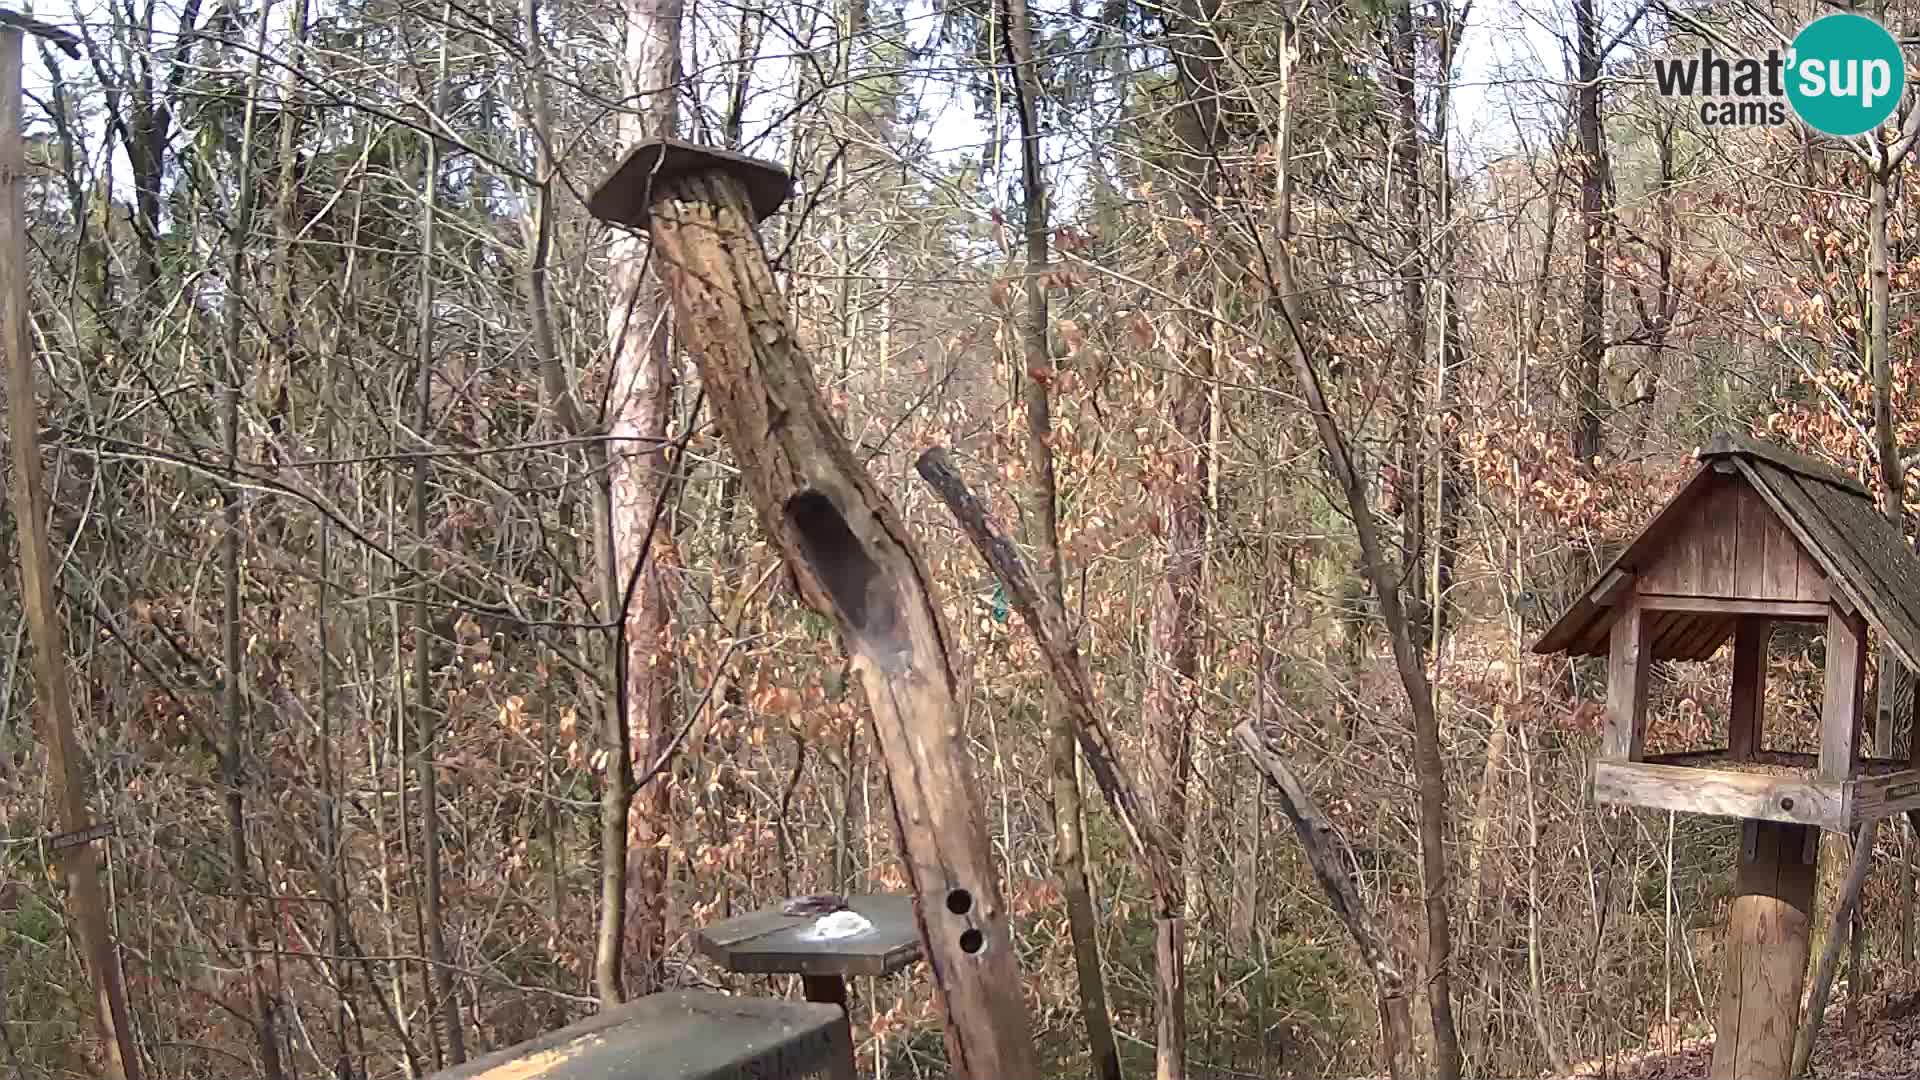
[1532,433,1920,672]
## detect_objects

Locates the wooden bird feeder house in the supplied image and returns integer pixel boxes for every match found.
[1534,433,1920,829]
[1534,432,1920,1079]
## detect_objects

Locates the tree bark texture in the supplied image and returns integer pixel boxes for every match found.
[1155,4,1229,1073]
[600,0,684,1004]
[637,168,1039,1078]
[1793,818,1878,1077]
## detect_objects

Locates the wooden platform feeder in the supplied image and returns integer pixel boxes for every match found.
[1534,432,1920,1079]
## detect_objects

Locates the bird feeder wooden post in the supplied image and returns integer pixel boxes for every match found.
[0,20,142,1080]
[586,140,1039,1079]
[1534,434,1920,1080]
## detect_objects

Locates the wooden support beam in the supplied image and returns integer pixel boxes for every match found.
[1730,618,1770,760]
[1594,569,1633,606]
[1592,761,1843,831]
[1846,768,1920,824]
[1635,596,1828,620]
[1605,598,1650,760]
[1822,608,1867,782]
[0,29,140,1080]
[1712,820,1817,1080]
[589,142,1038,1078]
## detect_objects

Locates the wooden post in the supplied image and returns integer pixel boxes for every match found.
[1730,618,1769,760]
[1711,820,1817,1080]
[1605,598,1649,760]
[586,141,1038,1079]
[0,25,141,1080]
[1821,607,1866,781]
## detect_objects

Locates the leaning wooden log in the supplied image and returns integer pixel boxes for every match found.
[1233,720,1414,1080]
[586,140,1037,1079]
[915,446,1186,1076]
[915,446,1176,904]
[1791,818,1879,1077]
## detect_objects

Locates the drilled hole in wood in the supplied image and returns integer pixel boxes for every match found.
[945,888,973,915]
[1781,796,1795,811]
[785,490,902,656]
[959,928,985,955]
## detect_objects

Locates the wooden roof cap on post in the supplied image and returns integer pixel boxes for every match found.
[586,137,792,230]
[1531,431,1920,675]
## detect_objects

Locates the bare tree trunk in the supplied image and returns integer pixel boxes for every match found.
[0,27,142,1080]
[1154,4,1230,1074]
[217,15,286,1078]
[1571,0,1606,465]
[1266,22,1462,1079]
[1389,0,1427,620]
[1000,0,1121,1075]
[599,0,684,1003]
[412,11,464,1063]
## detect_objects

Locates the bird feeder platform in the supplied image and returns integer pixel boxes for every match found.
[1534,433,1920,831]
[697,891,922,1028]
[427,991,853,1080]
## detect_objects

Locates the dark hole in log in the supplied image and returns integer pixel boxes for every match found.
[1781,797,1795,811]
[785,490,904,663]
[959,928,985,955]
[946,888,973,915]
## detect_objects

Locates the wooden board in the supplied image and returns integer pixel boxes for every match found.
[1730,618,1769,759]
[1712,821,1817,1080]
[1846,767,1920,824]
[1592,760,1845,831]
[1637,476,1829,603]
[1605,600,1649,760]
[1822,609,1866,781]
[694,893,924,978]
[426,991,849,1080]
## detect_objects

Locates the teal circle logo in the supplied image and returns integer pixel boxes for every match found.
[1788,14,1905,137]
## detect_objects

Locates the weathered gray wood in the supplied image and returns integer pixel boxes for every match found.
[1846,768,1920,824]
[1731,618,1770,760]
[1605,599,1649,760]
[1595,569,1633,606]
[694,894,923,978]
[591,148,1038,1078]
[426,992,851,1080]
[1700,480,1740,596]
[1591,761,1844,831]
[1712,821,1817,1080]
[1822,608,1867,782]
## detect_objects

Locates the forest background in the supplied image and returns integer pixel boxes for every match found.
[4,0,1920,1077]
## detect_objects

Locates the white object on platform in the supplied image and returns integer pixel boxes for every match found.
[797,909,874,941]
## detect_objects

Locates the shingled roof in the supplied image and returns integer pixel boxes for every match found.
[1532,433,1920,672]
